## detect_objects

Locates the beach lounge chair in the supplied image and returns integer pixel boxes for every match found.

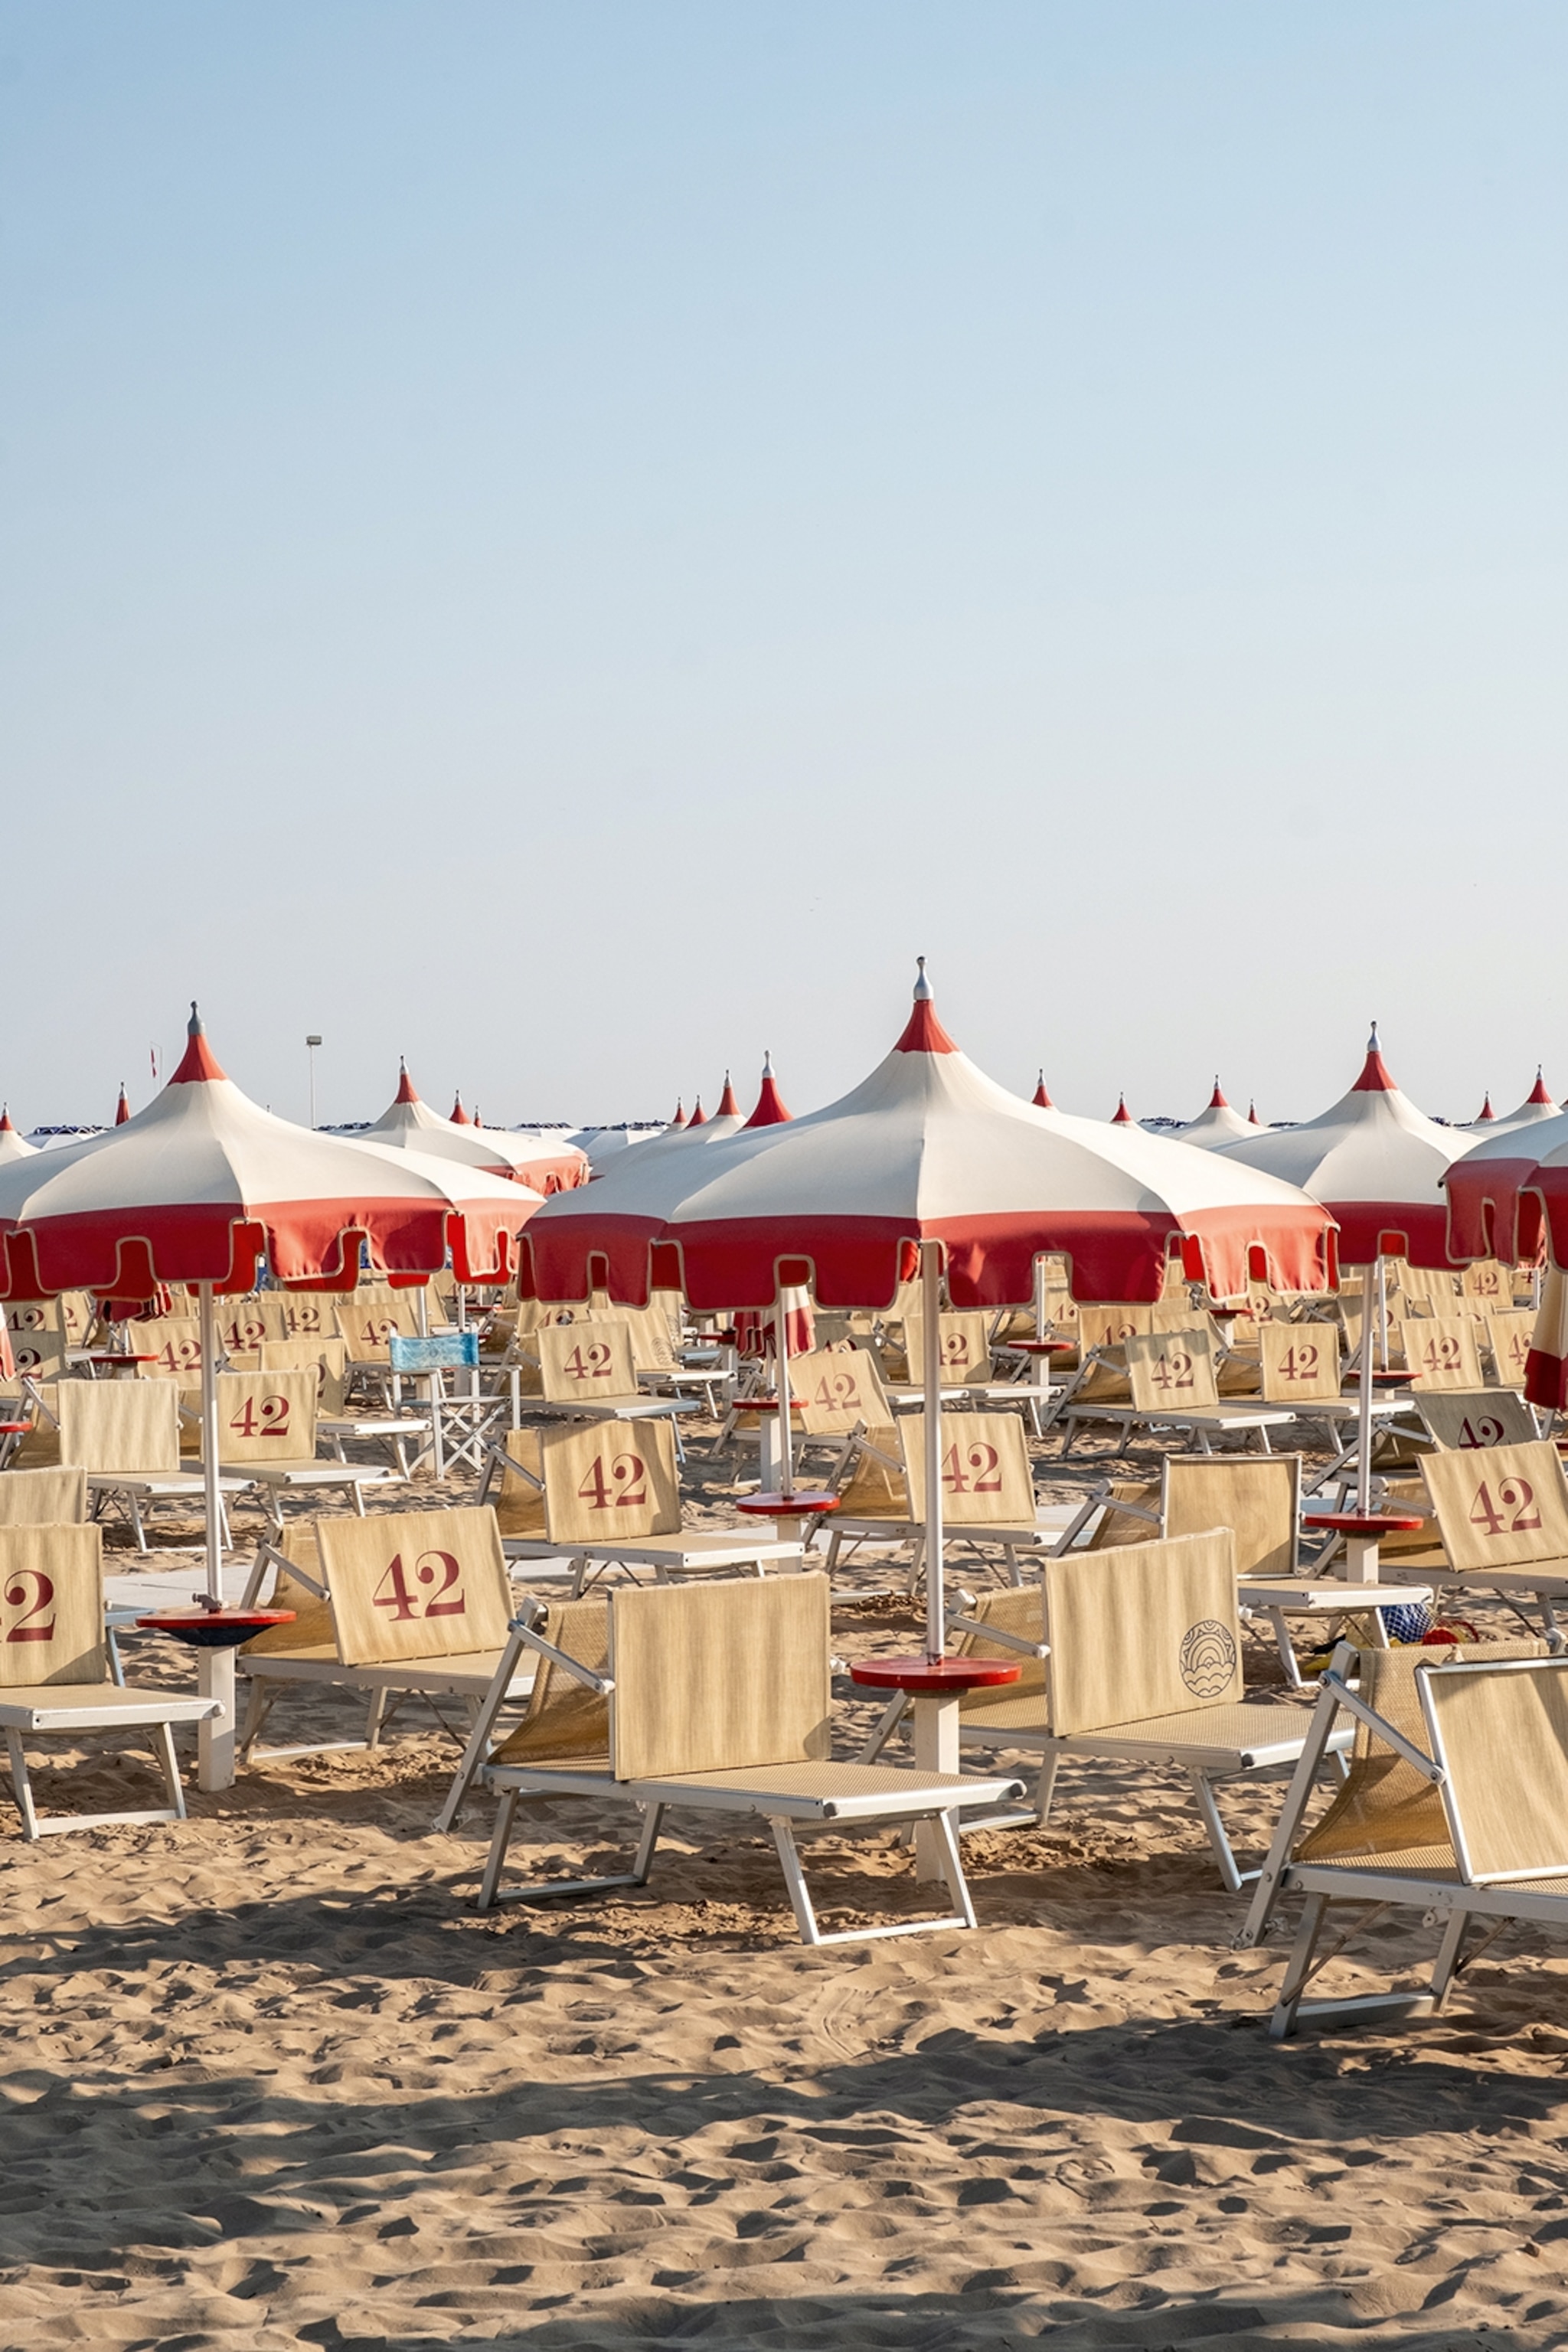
[1487,1312,1536,1391]
[51,1380,249,1553]
[0,1466,88,1526]
[237,1504,533,1763]
[260,1335,349,1415]
[482,1419,804,1592]
[0,1522,218,1837]
[531,1320,697,1460]
[1237,1635,1568,2036]
[472,1573,1025,1943]
[198,1367,396,1528]
[821,1411,1050,1591]
[1060,1325,1293,1457]
[1396,1315,1485,1392]
[1419,1439,1568,1627]
[922,1528,1352,1890]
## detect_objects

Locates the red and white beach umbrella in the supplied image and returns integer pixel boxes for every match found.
[0,1109,37,1166]
[1179,1079,1254,1152]
[358,1061,587,1196]
[1443,1071,1563,1267]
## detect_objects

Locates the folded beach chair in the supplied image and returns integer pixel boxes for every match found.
[471,1573,1025,1942]
[237,1504,533,1762]
[918,1528,1352,1890]
[1419,1439,1568,1627]
[1237,1635,1568,2036]
[531,1319,697,1460]
[1487,1311,1536,1391]
[482,1419,804,1591]
[0,1522,219,1837]
[198,1367,395,1528]
[51,1380,248,1553]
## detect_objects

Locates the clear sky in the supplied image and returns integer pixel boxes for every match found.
[4,3,1564,1132]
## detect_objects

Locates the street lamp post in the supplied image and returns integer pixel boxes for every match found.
[305,1035,322,1129]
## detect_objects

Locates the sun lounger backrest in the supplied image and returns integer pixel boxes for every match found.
[0,1466,88,1526]
[334,1293,423,1360]
[260,1336,348,1415]
[1462,1259,1514,1308]
[0,1524,105,1686]
[1161,1455,1298,1579]
[614,1302,681,1372]
[1419,1658,1568,1883]
[1399,1315,1484,1390]
[214,1369,318,1462]
[1398,1264,1461,1314]
[537,1318,639,1404]
[214,1298,271,1361]
[608,1573,832,1779]
[833,1426,908,1517]
[1420,1439,1568,1573]
[953,1586,1047,1703]
[1488,1312,1535,1391]
[1044,1528,1240,1735]
[320,1506,512,1664]
[134,1318,207,1380]
[279,1293,331,1338]
[1416,1390,1536,1452]
[5,1325,68,1381]
[794,1344,892,1435]
[902,1312,991,1387]
[495,1428,548,1539]
[1258,1321,1342,1405]
[901,1412,1035,1526]
[1076,1302,1189,1354]
[1125,1326,1220,1413]
[493,1596,612,1763]
[57,1379,180,1475]
[541,1419,681,1543]
[1299,1636,1549,1866]
[5,1300,58,1338]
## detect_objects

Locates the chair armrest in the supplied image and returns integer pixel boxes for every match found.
[945,1613,1049,1658]
[508,1616,615,1695]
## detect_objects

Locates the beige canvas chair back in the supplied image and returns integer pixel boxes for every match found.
[135,1318,207,1381]
[1397,1263,1461,1315]
[537,1318,638,1404]
[0,1458,87,1533]
[541,1417,681,1544]
[5,1298,60,1338]
[608,1573,832,1779]
[1416,1390,1536,1453]
[1421,1439,1568,1574]
[243,1525,337,1654]
[278,1292,332,1339]
[0,1523,106,1687]
[260,1336,348,1416]
[57,1380,180,1475]
[0,1466,88,1527]
[320,1506,512,1665]
[903,1312,991,1387]
[1080,1478,1160,1550]
[57,1292,93,1344]
[1462,1259,1514,1309]
[1076,1301,1158,1354]
[214,1369,318,1462]
[1125,1325,1220,1413]
[834,1426,909,1519]
[334,1292,423,1360]
[616,1300,681,1373]
[952,1586,1048,1706]
[1259,1321,1342,1405]
[1488,1311,1536,1390]
[213,1297,266,1361]
[1299,1635,1549,1867]
[495,1428,548,1540]
[901,1411,1035,1527]
[1037,1255,1078,1330]
[1161,1256,1193,1302]
[1161,1454,1299,1580]
[5,1324,68,1381]
[492,1595,612,1766]
[1044,1528,1240,1736]
[1421,1659,1568,1883]
[1399,1315,1484,1390]
[793,1344,891,1436]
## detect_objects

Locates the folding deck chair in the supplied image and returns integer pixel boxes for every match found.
[0,1522,219,1838]
[530,1320,698,1462]
[470,1573,1026,1944]
[198,1367,395,1527]
[1236,1635,1568,2037]
[482,1419,805,1591]
[53,1380,249,1553]
[1419,1439,1568,1628]
[237,1504,534,1762]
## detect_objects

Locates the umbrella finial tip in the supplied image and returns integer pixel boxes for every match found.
[188,1001,201,1034]
[913,956,932,1001]
[1367,1019,1380,1048]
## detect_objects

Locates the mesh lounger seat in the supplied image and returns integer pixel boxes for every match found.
[0,1523,218,1837]
[468,1573,1024,1944]
[1236,1635,1568,2037]
[237,1505,534,1763]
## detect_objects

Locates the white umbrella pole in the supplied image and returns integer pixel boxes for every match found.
[1357,1259,1376,1516]
[923,1242,945,1661]
[776,1294,794,1501]
[196,1279,234,1793]
[1033,1253,1047,1341]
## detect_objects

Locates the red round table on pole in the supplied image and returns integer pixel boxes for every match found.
[136,1606,296,1789]
[733,1491,838,1546]
[851,1653,1022,1875]
[1304,1511,1425,1586]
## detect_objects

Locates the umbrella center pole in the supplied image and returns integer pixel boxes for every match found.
[1032,1253,1047,1343]
[922,1243,945,1663]
[1357,1259,1377,1517]
[195,1279,236,1794]
[776,1293,794,1502]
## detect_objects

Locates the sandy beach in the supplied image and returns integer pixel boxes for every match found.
[5,1435,1568,2352]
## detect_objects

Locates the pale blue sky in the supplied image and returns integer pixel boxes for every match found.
[4,3,1564,1131]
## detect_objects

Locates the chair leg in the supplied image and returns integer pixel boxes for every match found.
[1187,1768,1248,1893]
[929,1806,978,1929]
[1269,1891,1331,2039]
[632,1802,663,1882]
[363,1686,390,1750]
[769,1817,823,1945]
[238,1676,277,1762]
[1035,1749,1060,1825]
[126,1491,148,1555]
[476,1787,521,1909]
[149,1720,186,1819]
[5,1729,41,1841]
[1429,1909,1471,2009]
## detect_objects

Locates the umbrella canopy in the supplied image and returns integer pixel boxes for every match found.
[1471,1093,1496,1127]
[521,965,1336,1312]
[1179,1079,1254,1152]
[1444,1072,1566,1263]
[450,1093,473,1125]
[0,1108,37,1165]
[0,1009,537,1298]
[1220,1027,1473,1269]
[744,1054,791,1129]
[357,1062,587,1195]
